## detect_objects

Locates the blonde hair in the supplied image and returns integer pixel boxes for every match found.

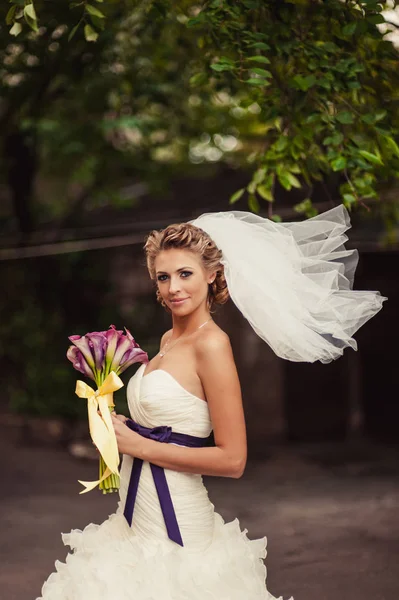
[144,222,229,310]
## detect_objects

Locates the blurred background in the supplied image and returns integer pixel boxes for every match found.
[0,1,399,599]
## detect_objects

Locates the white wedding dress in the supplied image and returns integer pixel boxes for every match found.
[38,363,291,600]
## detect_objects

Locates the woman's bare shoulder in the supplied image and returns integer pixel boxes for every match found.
[195,322,231,356]
[195,322,240,396]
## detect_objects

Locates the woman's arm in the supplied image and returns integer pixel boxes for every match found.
[112,332,247,478]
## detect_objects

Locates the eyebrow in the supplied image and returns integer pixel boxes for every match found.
[156,266,194,275]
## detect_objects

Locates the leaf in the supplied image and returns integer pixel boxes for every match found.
[248,42,270,50]
[374,110,387,122]
[6,5,17,25]
[24,3,37,20]
[286,172,301,188]
[68,23,80,42]
[248,55,270,64]
[318,41,339,52]
[323,132,344,146]
[358,150,383,165]
[253,167,266,185]
[187,15,206,28]
[247,179,257,194]
[317,77,331,91]
[23,3,38,31]
[229,188,245,204]
[210,58,235,72]
[86,4,105,18]
[218,56,235,66]
[293,199,318,217]
[250,68,272,78]
[246,78,269,86]
[343,194,357,204]
[331,156,347,171]
[292,75,316,91]
[211,62,234,72]
[342,22,357,36]
[189,72,207,86]
[294,199,309,213]
[336,111,354,124]
[248,194,260,214]
[9,21,22,36]
[367,14,385,25]
[278,173,292,190]
[361,113,376,124]
[384,136,399,159]
[84,23,98,42]
[274,136,288,152]
[270,214,282,223]
[257,185,273,202]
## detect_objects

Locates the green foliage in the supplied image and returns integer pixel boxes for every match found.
[6,0,108,41]
[0,251,158,418]
[0,261,82,418]
[1,0,399,226]
[186,0,399,216]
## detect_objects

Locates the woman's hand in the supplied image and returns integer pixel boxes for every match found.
[111,412,128,425]
[111,413,144,457]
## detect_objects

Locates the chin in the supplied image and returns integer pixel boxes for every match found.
[170,304,192,316]
[168,299,197,316]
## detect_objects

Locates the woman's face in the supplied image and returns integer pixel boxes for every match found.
[154,248,214,316]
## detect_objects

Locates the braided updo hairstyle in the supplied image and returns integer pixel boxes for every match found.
[144,222,229,311]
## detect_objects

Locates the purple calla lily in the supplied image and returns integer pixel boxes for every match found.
[109,335,132,373]
[104,325,123,375]
[109,326,148,373]
[68,335,95,370]
[124,326,138,347]
[117,346,148,375]
[86,332,107,377]
[67,345,95,381]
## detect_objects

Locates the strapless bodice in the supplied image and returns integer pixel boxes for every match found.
[126,363,213,437]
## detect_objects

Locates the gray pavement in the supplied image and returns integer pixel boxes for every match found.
[1,424,399,600]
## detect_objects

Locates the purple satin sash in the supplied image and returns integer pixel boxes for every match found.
[123,418,212,547]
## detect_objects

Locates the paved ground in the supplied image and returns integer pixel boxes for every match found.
[1,423,399,600]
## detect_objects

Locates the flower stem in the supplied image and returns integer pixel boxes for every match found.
[98,400,120,494]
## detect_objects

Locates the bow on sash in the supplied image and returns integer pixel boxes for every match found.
[75,371,124,493]
[123,419,212,547]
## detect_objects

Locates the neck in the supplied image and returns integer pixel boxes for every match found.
[171,307,211,337]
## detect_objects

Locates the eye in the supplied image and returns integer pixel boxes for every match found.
[157,274,168,282]
[180,271,192,278]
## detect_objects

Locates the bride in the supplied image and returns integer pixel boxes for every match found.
[38,208,386,600]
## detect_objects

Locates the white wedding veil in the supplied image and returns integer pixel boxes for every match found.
[191,205,387,364]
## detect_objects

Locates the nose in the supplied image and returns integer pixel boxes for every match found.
[168,275,182,295]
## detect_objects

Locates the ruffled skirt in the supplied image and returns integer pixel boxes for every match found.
[37,508,289,600]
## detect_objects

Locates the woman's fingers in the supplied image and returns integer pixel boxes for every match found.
[113,413,128,424]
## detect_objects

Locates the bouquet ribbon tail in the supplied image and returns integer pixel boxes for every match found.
[78,466,113,493]
[75,371,124,494]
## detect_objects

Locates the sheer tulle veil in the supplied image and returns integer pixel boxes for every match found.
[191,205,387,364]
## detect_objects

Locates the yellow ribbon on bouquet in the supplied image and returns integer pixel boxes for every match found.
[75,371,124,494]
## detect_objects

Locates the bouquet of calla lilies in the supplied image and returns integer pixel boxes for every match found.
[67,325,148,494]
